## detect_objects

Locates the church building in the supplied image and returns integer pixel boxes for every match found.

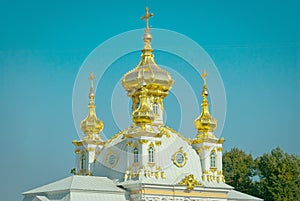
[23,7,262,201]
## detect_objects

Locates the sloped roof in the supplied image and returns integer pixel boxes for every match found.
[23,175,125,195]
[228,190,263,201]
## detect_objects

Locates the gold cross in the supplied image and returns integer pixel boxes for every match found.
[201,69,208,85]
[88,72,96,88]
[141,7,154,29]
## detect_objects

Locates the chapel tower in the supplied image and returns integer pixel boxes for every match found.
[72,73,104,175]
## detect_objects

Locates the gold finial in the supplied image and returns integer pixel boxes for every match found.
[80,72,104,139]
[141,7,154,30]
[201,69,208,86]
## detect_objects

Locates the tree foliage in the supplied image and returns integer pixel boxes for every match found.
[256,147,300,201]
[223,147,300,201]
[223,148,256,195]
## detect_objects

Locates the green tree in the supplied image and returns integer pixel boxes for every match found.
[256,147,300,201]
[223,147,257,195]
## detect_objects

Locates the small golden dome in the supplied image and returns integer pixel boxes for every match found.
[80,73,104,137]
[122,7,174,96]
[132,87,155,125]
[194,70,217,134]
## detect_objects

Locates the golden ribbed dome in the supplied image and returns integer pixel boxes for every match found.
[194,70,217,134]
[80,73,104,138]
[122,7,174,96]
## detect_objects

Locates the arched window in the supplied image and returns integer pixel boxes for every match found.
[149,146,154,163]
[210,151,216,168]
[80,152,86,170]
[133,147,139,163]
[153,102,158,114]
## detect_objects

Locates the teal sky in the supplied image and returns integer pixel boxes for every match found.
[0,1,299,200]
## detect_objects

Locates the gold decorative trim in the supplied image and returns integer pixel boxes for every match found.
[148,142,154,147]
[72,140,83,146]
[217,147,223,152]
[178,174,202,190]
[130,189,226,198]
[75,149,80,154]
[72,139,104,146]
[172,147,187,168]
[126,141,133,146]
[210,167,217,173]
[86,147,95,152]
[139,139,148,144]
[217,137,225,144]
[201,145,211,150]
[155,141,162,146]
[105,150,119,168]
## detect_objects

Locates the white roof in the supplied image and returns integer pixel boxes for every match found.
[228,190,263,201]
[23,175,125,194]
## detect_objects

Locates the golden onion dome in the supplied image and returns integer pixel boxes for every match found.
[194,70,217,134]
[122,7,174,96]
[80,73,104,138]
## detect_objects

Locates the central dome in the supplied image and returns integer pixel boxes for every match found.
[122,53,174,95]
[122,27,173,96]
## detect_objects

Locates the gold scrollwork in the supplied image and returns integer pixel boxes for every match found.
[178,174,202,190]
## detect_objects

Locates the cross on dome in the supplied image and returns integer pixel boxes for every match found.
[201,69,208,85]
[141,7,154,29]
[88,72,96,89]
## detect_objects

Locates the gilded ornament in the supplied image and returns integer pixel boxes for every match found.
[161,171,166,179]
[105,150,118,168]
[86,147,95,152]
[132,87,155,126]
[178,174,202,191]
[126,141,133,146]
[172,147,187,168]
[210,167,217,173]
[139,139,148,144]
[217,138,225,144]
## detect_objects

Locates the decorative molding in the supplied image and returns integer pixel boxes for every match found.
[105,150,118,168]
[86,147,95,152]
[139,139,148,144]
[178,174,202,190]
[172,147,187,168]
[126,141,133,146]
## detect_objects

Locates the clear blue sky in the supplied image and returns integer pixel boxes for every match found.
[0,1,299,200]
